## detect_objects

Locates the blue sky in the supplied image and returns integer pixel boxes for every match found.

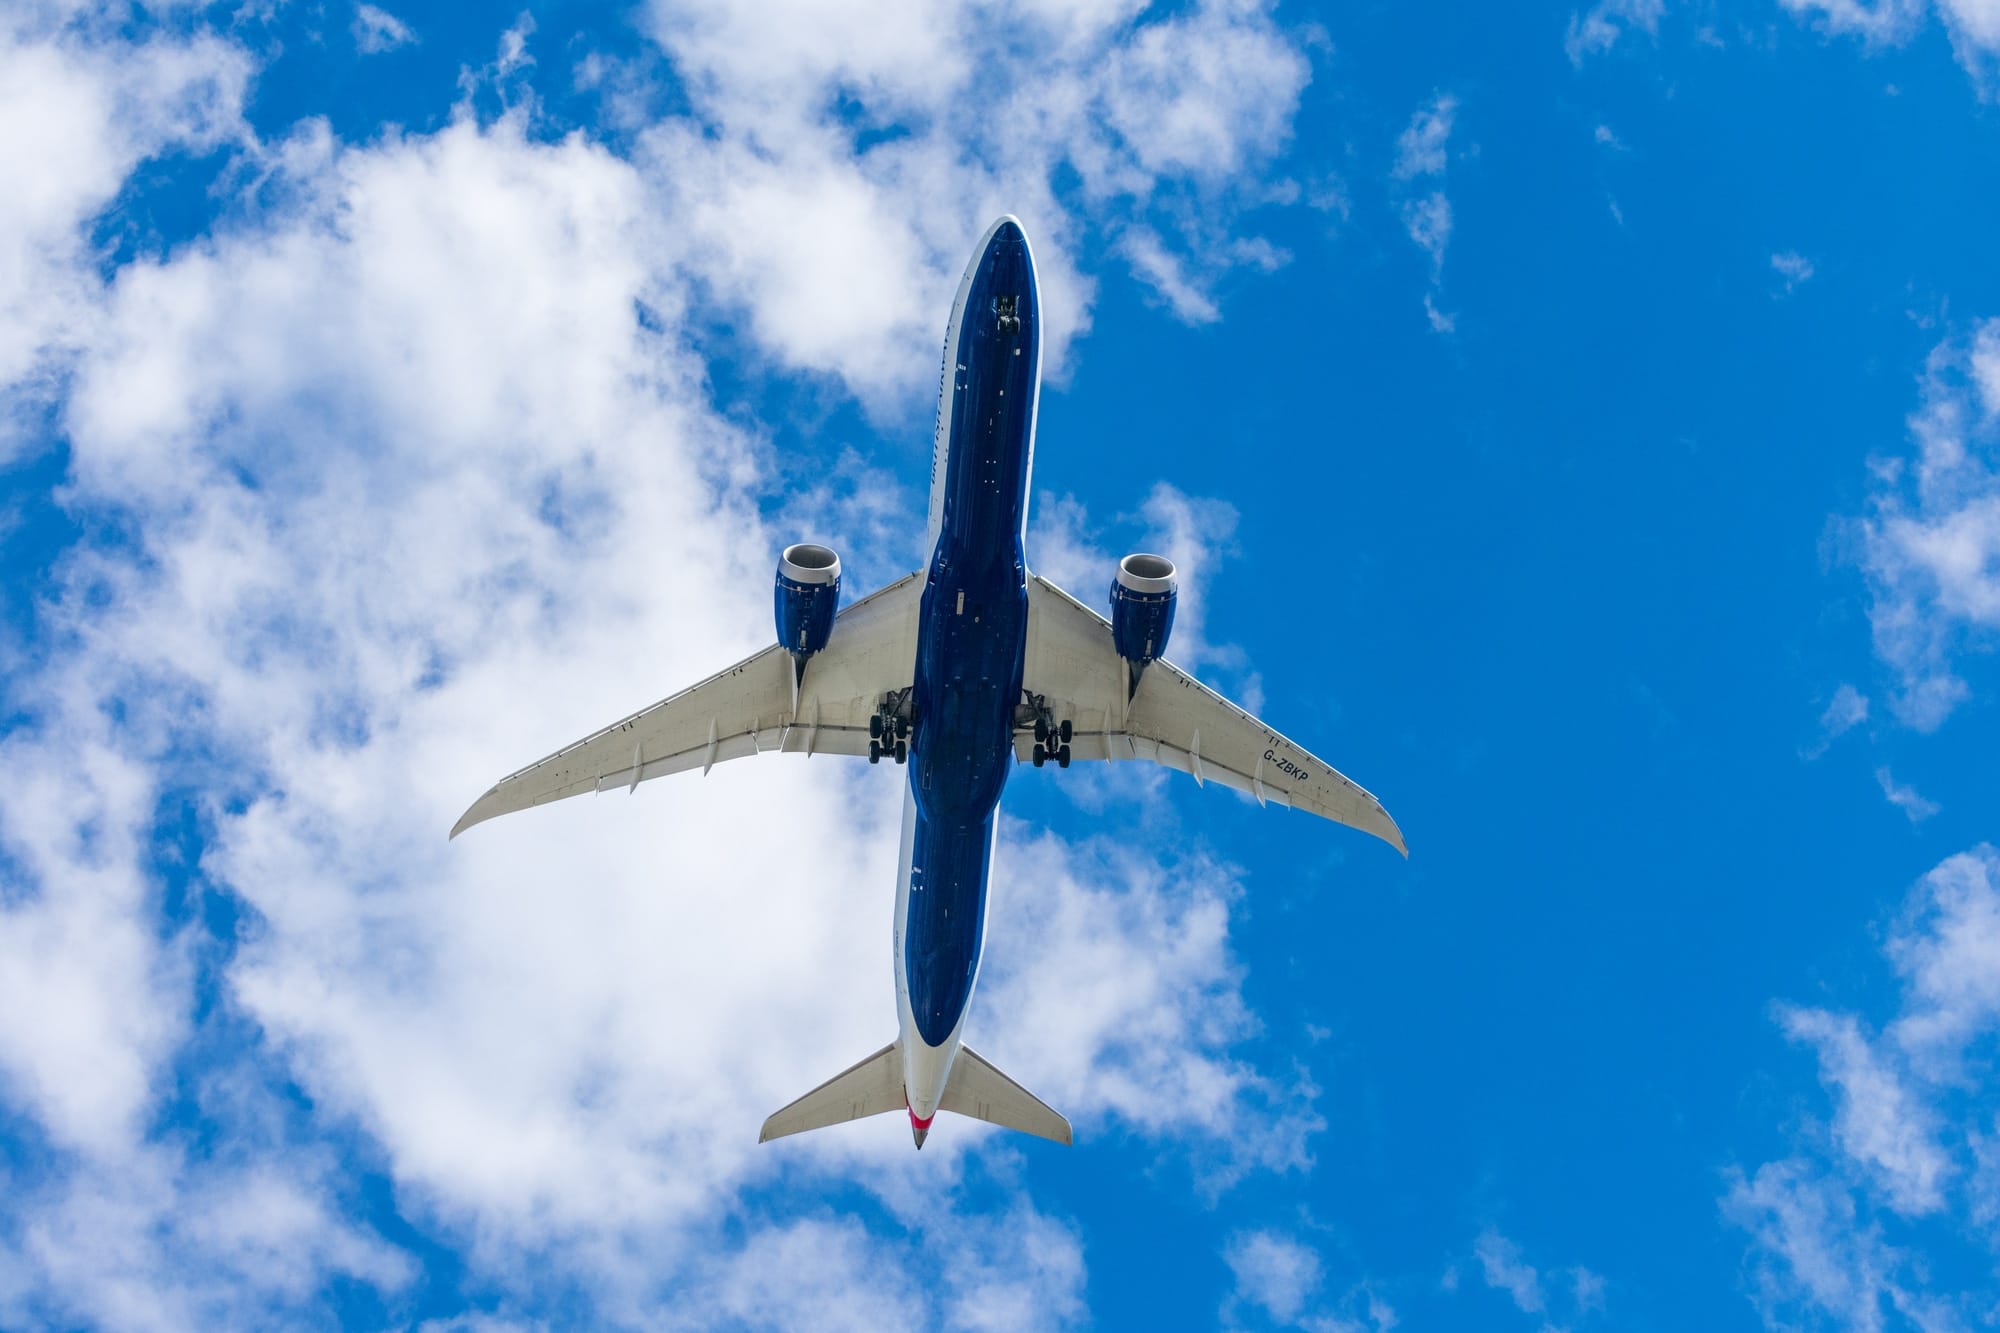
[3,0,1999,1328]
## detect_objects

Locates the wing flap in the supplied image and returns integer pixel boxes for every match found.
[451,573,923,838]
[1020,574,1406,855]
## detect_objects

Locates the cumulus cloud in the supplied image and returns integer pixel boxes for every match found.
[1853,321,2000,730]
[637,0,1313,397]
[1728,847,2000,1330]
[0,14,251,457]
[0,2,1345,1323]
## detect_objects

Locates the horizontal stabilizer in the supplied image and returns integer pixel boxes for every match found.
[758,1041,905,1143]
[941,1045,1072,1146]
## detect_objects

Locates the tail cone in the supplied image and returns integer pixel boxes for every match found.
[909,1106,934,1150]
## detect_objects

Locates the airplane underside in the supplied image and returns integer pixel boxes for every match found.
[450,216,1406,1152]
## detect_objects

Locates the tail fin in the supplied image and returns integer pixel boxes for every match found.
[941,1045,1072,1146]
[758,1041,904,1143]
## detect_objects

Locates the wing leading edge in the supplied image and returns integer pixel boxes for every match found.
[450,572,925,838]
[1021,574,1406,855]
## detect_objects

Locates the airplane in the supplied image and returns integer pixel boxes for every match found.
[450,216,1405,1151]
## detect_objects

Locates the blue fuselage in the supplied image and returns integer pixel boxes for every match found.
[903,222,1040,1048]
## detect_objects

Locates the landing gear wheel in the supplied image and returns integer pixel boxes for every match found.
[1032,744,1046,768]
[1059,719,1073,745]
[868,740,882,764]
[869,715,884,739]
[1057,744,1071,769]
[896,715,911,741]
[1034,718,1049,744]
[895,739,908,764]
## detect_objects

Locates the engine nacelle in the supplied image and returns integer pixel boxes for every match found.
[1110,552,1177,666]
[775,543,842,659]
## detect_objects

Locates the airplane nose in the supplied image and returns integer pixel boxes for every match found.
[991,216,1023,244]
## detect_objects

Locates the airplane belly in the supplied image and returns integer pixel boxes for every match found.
[896,216,1042,1075]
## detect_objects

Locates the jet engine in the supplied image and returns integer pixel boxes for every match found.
[775,543,842,662]
[1110,553,1177,682]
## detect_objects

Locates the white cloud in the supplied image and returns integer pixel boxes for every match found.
[1779,0,1928,44]
[1405,194,1452,276]
[1423,291,1456,335]
[635,0,1317,394]
[1392,95,1455,181]
[0,18,251,457]
[1730,848,2000,1329]
[1771,250,1816,294]
[1821,683,1871,741]
[1472,1229,1544,1315]
[1777,1006,1951,1214]
[1121,226,1224,323]
[1723,1158,1902,1333]
[1565,0,1664,65]
[353,3,416,54]
[1780,0,2000,89]
[1391,95,1457,332]
[1224,1229,1324,1324]
[1853,321,2000,730]
[1876,767,1940,821]
[1219,1229,1397,1333]
[0,3,1345,1321]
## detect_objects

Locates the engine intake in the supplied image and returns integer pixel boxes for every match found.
[775,543,842,660]
[1110,553,1177,672]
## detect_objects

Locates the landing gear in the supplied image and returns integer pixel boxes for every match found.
[996,294,1020,335]
[1021,691,1071,770]
[871,694,912,765]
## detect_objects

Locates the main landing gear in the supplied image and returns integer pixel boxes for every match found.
[868,698,910,765]
[1030,714,1072,769]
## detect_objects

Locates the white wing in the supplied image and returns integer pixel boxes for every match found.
[451,572,925,838]
[1020,574,1406,855]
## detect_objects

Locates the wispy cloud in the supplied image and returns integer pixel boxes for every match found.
[1876,767,1940,821]
[1473,1229,1545,1314]
[1392,94,1458,333]
[1728,847,2000,1329]
[1771,249,1816,294]
[1219,1228,1397,1332]
[352,3,416,53]
[1850,320,2000,730]
[1779,0,2000,92]
[1565,0,1665,65]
